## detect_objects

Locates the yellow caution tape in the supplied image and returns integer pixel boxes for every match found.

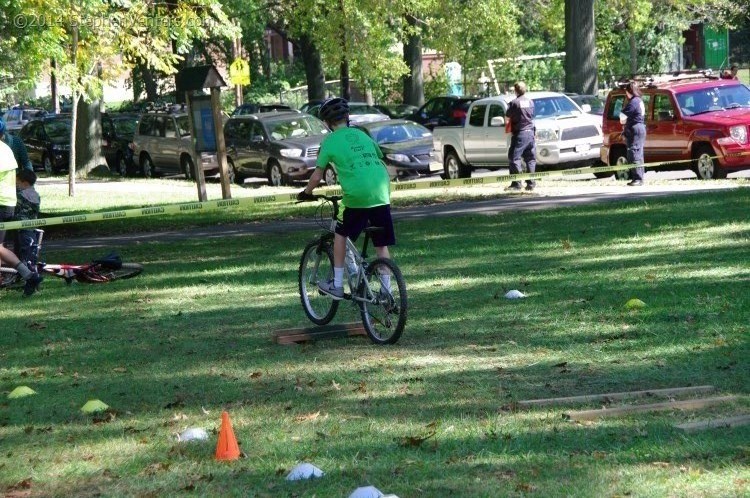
[0,157,721,231]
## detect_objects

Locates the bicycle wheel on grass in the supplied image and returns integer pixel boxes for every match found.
[299,240,339,325]
[360,258,407,345]
[78,262,143,283]
[0,267,21,289]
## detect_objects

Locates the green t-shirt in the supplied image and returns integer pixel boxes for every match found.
[0,141,18,207]
[315,127,390,208]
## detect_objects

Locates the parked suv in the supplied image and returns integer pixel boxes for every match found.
[102,112,139,176]
[408,96,478,129]
[223,111,329,186]
[18,115,71,174]
[132,108,218,179]
[601,71,750,179]
[4,107,46,133]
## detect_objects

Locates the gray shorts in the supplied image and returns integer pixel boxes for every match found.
[0,205,16,245]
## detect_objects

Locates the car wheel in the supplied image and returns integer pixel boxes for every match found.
[443,150,470,179]
[610,149,630,181]
[141,154,155,178]
[693,145,726,180]
[116,153,128,177]
[228,158,243,185]
[324,165,338,186]
[182,155,195,181]
[267,161,284,187]
[42,155,53,175]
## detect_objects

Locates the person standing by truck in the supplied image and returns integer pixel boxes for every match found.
[619,81,646,186]
[505,82,537,191]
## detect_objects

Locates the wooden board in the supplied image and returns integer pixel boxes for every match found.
[674,414,750,433]
[518,385,716,408]
[274,322,366,344]
[564,396,739,421]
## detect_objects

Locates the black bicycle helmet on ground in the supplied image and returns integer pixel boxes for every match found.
[318,97,349,123]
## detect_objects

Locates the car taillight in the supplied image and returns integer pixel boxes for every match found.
[452,109,467,119]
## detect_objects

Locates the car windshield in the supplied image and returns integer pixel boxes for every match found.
[533,96,581,118]
[113,118,138,137]
[367,122,432,144]
[45,119,71,139]
[350,104,384,115]
[267,116,329,140]
[676,84,750,115]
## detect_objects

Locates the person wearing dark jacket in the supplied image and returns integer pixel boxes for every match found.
[620,81,646,186]
[505,81,537,191]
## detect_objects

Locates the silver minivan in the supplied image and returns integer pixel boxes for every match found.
[132,110,218,179]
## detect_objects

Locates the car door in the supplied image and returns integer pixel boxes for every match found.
[224,120,240,168]
[101,116,117,165]
[20,122,41,166]
[463,103,488,164]
[245,122,270,173]
[485,103,509,165]
[647,92,686,163]
[160,116,181,173]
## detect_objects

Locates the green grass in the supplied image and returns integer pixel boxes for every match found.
[1,186,749,497]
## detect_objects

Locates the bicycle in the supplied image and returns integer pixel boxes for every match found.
[297,194,407,345]
[0,229,143,289]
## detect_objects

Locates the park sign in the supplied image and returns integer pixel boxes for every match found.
[229,58,250,86]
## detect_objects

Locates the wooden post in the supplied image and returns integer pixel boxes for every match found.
[211,87,231,199]
[185,91,208,202]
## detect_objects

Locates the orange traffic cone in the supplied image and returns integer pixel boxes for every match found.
[215,411,241,461]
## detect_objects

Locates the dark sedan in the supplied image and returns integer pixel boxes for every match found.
[102,113,139,176]
[224,112,330,186]
[18,116,71,174]
[355,119,440,180]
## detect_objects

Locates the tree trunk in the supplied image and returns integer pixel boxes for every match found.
[564,0,598,94]
[629,32,638,75]
[50,59,60,114]
[298,34,326,101]
[136,63,158,102]
[402,14,424,106]
[74,97,105,177]
[340,58,351,101]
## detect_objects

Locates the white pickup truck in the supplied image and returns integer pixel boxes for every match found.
[432,92,604,178]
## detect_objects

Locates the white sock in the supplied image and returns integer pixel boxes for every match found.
[333,267,344,288]
[15,262,33,280]
[381,274,391,292]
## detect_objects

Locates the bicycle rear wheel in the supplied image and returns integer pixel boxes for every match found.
[78,262,143,283]
[299,239,339,325]
[360,258,407,345]
[0,267,21,289]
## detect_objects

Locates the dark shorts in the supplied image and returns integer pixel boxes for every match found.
[335,204,396,247]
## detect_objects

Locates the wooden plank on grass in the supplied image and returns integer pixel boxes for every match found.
[564,396,739,421]
[274,323,366,344]
[674,415,750,433]
[519,385,716,408]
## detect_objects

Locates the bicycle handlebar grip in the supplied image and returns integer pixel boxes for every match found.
[296,190,317,202]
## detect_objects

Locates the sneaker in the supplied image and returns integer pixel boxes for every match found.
[23,273,43,297]
[525,183,535,191]
[627,180,643,186]
[318,279,344,300]
[505,184,522,191]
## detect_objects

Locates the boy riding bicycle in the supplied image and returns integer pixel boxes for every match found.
[298,97,395,300]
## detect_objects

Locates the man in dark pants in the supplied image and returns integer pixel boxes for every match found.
[505,81,537,191]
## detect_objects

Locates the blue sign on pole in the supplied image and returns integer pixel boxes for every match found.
[191,95,217,153]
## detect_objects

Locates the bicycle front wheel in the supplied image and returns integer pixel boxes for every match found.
[299,240,339,325]
[78,262,144,283]
[360,258,407,345]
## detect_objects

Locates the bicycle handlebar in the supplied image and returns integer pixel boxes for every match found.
[296,191,343,203]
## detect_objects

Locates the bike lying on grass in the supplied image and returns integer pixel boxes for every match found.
[297,194,407,345]
[0,229,143,290]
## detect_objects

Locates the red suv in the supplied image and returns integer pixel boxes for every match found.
[601,72,750,179]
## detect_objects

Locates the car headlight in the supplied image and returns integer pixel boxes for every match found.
[535,128,559,143]
[279,148,303,158]
[729,125,748,144]
[386,153,410,162]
